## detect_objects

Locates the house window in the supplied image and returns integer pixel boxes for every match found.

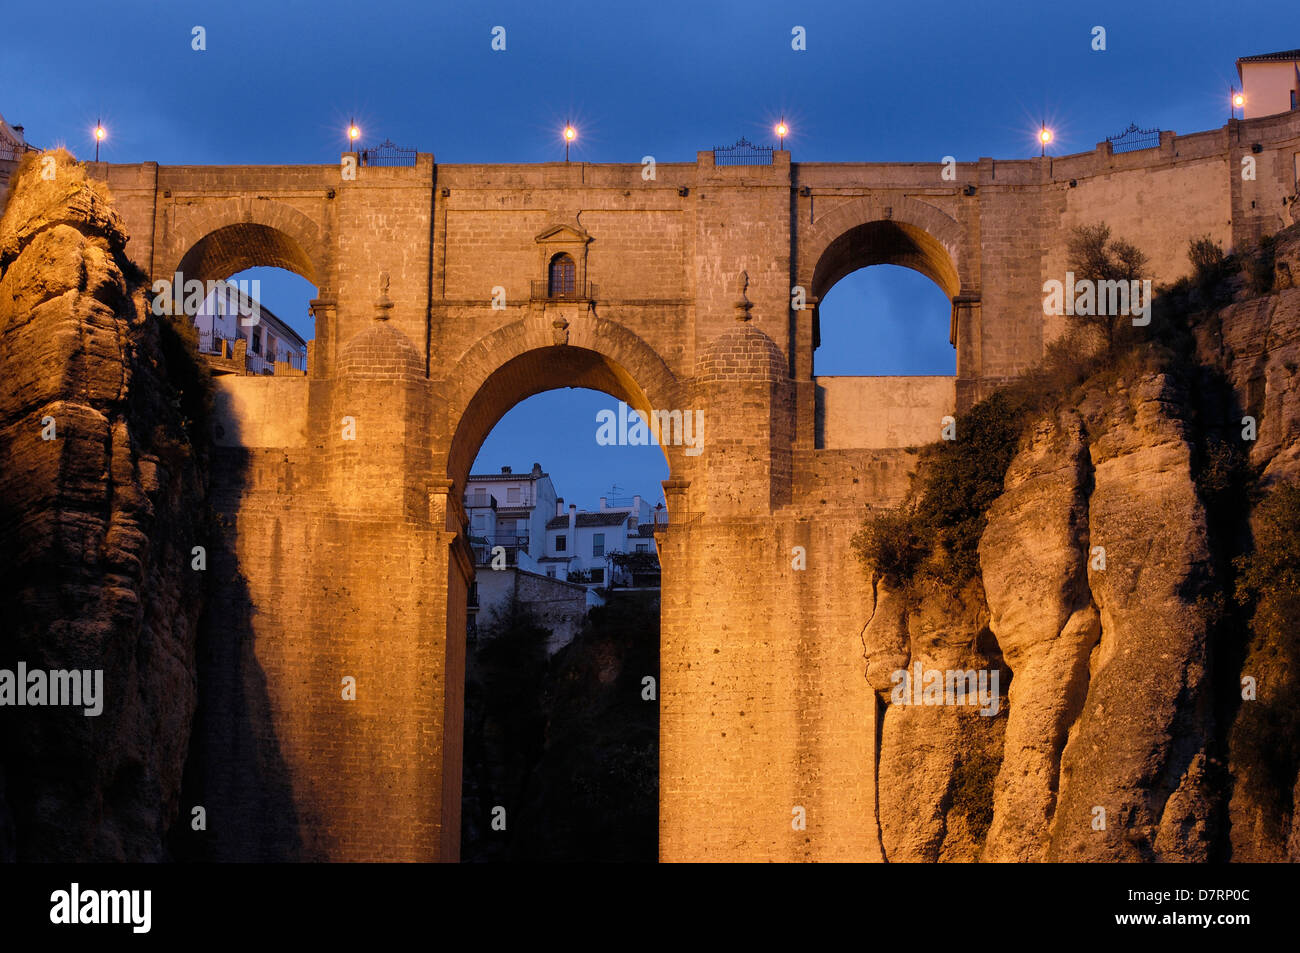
[590,567,604,584]
[267,334,277,361]
[474,488,487,506]
[547,567,555,578]
[251,329,262,355]
[507,487,520,504]
[555,534,566,552]
[593,533,605,557]
[636,543,648,553]
[548,253,576,297]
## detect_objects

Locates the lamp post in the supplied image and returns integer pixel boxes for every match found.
[1039,125,1053,157]
[776,118,788,150]
[94,119,105,162]
[563,123,576,162]
[348,119,360,159]
[1232,90,1245,121]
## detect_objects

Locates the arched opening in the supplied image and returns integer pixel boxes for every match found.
[173,222,318,376]
[547,252,577,297]
[810,220,959,449]
[449,346,672,862]
[814,266,955,376]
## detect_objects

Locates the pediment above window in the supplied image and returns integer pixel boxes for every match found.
[535,223,592,245]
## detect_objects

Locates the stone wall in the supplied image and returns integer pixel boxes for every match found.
[51,108,1300,862]
[816,376,955,449]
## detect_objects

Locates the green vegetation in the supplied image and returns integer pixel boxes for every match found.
[852,389,1030,593]
[854,224,1278,603]
[1065,222,1151,355]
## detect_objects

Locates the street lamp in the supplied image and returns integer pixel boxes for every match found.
[776,118,788,149]
[1232,90,1245,120]
[348,119,360,152]
[563,123,576,162]
[1039,125,1053,157]
[94,119,105,162]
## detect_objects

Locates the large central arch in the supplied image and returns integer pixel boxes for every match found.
[437,312,683,860]
[443,313,683,490]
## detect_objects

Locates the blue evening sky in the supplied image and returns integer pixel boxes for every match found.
[2,0,1285,509]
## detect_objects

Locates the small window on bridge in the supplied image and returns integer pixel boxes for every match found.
[548,253,576,297]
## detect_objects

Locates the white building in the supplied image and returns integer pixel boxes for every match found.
[464,463,558,571]
[542,494,666,590]
[0,113,35,210]
[1238,49,1300,119]
[193,280,307,376]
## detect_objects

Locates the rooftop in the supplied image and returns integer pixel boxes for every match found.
[1237,49,1300,64]
[546,511,635,530]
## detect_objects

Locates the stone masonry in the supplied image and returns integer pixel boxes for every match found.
[81,110,1300,861]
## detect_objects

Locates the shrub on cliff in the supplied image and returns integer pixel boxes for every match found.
[1065,222,1151,356]
[854,389,1030,591]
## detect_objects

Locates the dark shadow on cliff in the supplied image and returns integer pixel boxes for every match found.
[167,444,306,861]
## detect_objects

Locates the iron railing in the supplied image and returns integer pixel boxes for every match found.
[470,535,530,565]
[713,137,774,166]
[196,332,306,372]
[359,139,417,167]
[530,279,597,300]
[1107,123,1161,154]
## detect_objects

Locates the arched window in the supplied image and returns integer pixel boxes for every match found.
[548,253,576,297]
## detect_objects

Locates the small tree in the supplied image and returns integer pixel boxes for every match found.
[1066,223,1150,354]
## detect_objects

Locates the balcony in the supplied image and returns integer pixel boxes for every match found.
[530,279,597,301]
[470,534,530,566]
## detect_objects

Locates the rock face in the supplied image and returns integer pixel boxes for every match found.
[1047,374,1216,862]
[979,411,1097,862]
[1192,231,1300,862]
[0,152,209,860]
[865,579,1006,861]
[866,228,1300,862]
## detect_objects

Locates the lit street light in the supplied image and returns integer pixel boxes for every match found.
[94,119,105,162]
[1039,125,1053,157]
[564,123,576,162]
[776,118,788,149]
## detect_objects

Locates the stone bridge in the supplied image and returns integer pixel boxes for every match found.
[92,111,1300,861]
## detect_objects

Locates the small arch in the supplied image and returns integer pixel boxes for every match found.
[175,222,318,287]
[163,197,326,287]
[812,220,959,303]
[799,194,967,299]
[548,253,577,297]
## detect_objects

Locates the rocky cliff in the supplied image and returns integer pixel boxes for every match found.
[0,152,211,860]
[862,226,1300,861]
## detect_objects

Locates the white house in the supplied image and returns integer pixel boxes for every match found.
[464,463,558,571]
[542,493,666,590]
[1238,49,1300,119]
[192,280,307,376]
